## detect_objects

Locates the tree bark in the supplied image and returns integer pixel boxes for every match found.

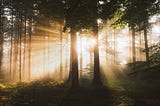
[70,29,79,89]
[93,25,102,86]
[144,27,149,64]
[139,31,142,61]
[90,45,93,79]
[28,19,32,81]
[60,26,63,80]
[23,13,27,80]
[0,0,3,78]
[132,27,136,64]
[10,6,14,79]
[79,35,82,79]
[113,30,117,63]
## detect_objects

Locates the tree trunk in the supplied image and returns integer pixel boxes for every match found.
[0,0,3,78]
[23,14,27,80]
[93,25,102,86]
[144,27,149,64]
[139,31,142,61]
[10,7,14,79]
[79,35,82,79]
[18,3,23,82]
[65,31,69,79]
[43,31,46,75]
[28,19,32,81]
[67,33,72,83]
[19,34,22,82]
[13,18,19,81]
[70,29,79,89]
[10,33,13,79]
[113,30,117,63]
[132,27,136,64]
[60,26,63,80]
[129,30,132,63]
[90,45,93,79]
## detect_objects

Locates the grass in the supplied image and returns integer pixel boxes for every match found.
[0,83,6,89]
[7,77,160,106]
[1,64,160,106]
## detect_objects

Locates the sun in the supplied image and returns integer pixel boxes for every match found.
[76,35,95,54]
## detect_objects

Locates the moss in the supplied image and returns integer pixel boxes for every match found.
[0,83,6,89]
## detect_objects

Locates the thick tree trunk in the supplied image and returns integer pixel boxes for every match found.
[70,29,79,89]
[93,26,102,86]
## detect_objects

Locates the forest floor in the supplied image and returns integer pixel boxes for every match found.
[0,63,160,106]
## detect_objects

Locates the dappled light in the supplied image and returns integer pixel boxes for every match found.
[1,17,160,82]
[0,0,160,106]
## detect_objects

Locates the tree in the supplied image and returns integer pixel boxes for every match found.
[64,0,121,87]
[0,0,44,81]
[85,0,121,86]
[149,42,160,65]
[10,0,39,81]
[0,0,3,78]
[113,0,160,65]
[64,0,101,88]
[64,0,80,89]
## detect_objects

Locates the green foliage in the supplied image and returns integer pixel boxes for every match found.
[111,20,127,29]
[10,80,64,105]
[10,80,64,90]
[101,0,122,19]
[113,9,124,19]
[149,42,160,65]
[112,0,160,30]
[0,83,6,88]
[64,0,122,32]
[108,9,127,29]
[29,79,63,88]
[38,0,64,20]
[64,0,98,31]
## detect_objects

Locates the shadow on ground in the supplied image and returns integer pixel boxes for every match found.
[1,63,160,106]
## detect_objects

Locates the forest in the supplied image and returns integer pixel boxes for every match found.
[0,0,160,106]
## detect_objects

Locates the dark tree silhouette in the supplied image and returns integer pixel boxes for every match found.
[113,0,160,66]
